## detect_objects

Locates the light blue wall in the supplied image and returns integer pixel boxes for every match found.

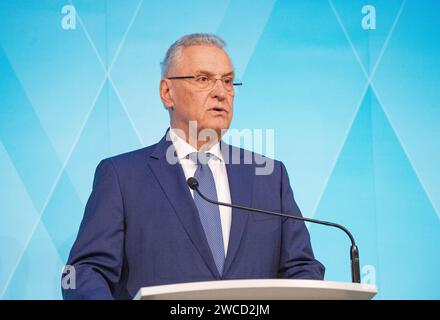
[1,0,439,299]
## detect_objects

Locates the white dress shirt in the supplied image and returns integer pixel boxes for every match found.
[169,128,232,257]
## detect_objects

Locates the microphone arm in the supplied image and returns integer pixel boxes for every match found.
[187,177,361,283]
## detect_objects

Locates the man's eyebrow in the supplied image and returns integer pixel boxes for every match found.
[195,70,235,77]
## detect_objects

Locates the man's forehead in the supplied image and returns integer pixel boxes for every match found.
[193,69,234,76]
[177,45,233,71]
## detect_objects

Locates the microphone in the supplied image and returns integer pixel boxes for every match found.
[187,177,361,283]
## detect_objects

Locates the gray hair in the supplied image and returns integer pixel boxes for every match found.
[161,33,227,78]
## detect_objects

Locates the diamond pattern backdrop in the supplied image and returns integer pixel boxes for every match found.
[0,0,439,299]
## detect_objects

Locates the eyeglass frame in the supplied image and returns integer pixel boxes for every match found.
[167,74,243,92]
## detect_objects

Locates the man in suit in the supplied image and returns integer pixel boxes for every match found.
[62,33,325,300]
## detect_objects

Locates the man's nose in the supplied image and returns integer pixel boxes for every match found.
[209,79,228,100]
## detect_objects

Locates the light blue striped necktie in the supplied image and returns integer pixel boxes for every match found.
[189,152,225,275]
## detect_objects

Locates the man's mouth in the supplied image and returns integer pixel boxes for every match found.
[209,106,228,113]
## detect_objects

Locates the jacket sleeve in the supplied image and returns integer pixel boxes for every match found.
[278,161,325,280]
[62,159,125,300]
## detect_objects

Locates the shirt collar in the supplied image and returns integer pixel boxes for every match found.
[169,127,224,163]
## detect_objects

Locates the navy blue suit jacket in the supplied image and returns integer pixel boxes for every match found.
[62,132,324,299]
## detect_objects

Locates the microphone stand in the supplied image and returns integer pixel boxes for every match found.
[187,177,361,283]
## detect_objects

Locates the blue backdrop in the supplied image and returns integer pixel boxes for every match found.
[1,0,439,299]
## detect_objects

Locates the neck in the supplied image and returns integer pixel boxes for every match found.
[170,126,221,151]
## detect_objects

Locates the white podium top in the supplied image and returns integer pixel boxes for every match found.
[134,279,377,300]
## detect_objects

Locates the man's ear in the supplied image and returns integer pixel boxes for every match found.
[160,79,174,110]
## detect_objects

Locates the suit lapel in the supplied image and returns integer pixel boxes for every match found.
[147,133,221,278]
[222,144,253,275]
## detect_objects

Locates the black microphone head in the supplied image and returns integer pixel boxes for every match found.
[187,177,199,190]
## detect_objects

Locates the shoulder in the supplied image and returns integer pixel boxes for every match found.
[96,143,159,174]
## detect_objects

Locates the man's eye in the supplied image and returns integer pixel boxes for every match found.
[196,76,209,82]
[223,78,233,84]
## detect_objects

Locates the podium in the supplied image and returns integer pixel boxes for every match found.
[134,279,377,300]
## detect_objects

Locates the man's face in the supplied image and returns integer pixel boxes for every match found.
[163,45,235,139]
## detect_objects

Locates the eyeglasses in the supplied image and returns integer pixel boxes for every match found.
[167,74,243,92]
